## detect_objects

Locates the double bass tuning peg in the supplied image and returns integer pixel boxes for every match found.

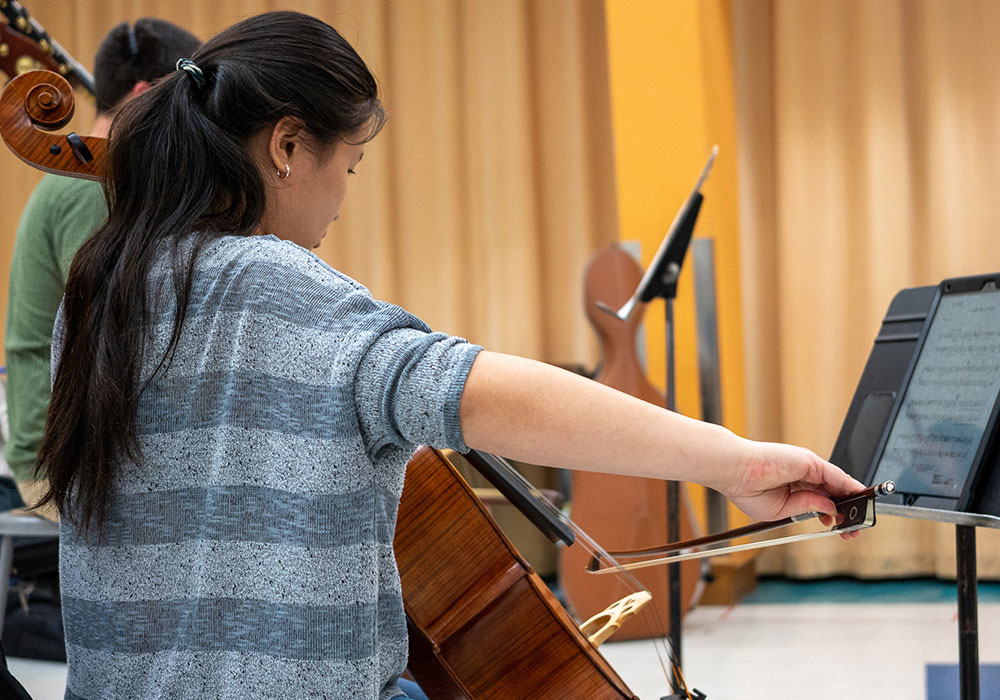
[66,131,93,163]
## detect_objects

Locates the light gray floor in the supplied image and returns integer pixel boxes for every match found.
[7,656,66,700]
[602,601,1000,700]
[9,601,999,699]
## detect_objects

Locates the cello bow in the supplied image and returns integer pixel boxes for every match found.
[588,482,895,574]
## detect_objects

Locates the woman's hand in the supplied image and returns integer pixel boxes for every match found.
[719,439,867,538]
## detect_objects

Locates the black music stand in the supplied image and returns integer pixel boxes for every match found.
[830,282,1000,700]
[599,147,717,692]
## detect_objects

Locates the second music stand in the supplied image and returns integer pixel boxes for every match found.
[599,147,717,691]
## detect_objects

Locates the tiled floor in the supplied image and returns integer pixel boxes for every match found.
[9,581,1000,699]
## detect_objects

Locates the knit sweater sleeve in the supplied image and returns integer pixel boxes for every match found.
[216,236,483,459]
[353,322,481,459]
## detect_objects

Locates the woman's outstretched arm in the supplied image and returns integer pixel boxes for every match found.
[458,350,865,524]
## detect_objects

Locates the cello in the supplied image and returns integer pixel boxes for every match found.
[0,68,699,699]
[396,446,641,699]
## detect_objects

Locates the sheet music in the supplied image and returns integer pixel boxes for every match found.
[874,289,1000,498]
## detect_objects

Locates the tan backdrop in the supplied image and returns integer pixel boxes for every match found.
[0,0,618,369]
[734,0,1000,578]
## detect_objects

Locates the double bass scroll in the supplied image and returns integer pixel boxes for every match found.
[0,70,105,180]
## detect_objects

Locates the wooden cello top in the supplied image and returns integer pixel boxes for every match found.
[397,446,639,699]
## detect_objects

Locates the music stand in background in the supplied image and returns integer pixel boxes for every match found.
[598,146,717,690]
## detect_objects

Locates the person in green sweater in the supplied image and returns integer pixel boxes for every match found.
[4,18,200,515]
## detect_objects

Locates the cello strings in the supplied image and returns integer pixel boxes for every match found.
[572,522,692,697]
[486,454,688,697]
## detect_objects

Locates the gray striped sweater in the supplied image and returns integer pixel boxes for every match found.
[56,235,481,700]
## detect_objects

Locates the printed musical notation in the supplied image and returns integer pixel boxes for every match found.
[876,290,1000,497]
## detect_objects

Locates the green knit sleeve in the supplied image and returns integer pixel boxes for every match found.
[53,179,107,282]
[4,176,106,480]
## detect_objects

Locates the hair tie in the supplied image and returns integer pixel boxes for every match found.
[176,58,206,90]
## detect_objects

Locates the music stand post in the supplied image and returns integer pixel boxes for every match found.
[599,148,716,693]
[879,505,1000,700]
[957,525,979,700]
[652,198,702,684]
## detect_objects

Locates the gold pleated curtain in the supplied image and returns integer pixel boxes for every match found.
[0,0,618,369]
[733,0,1000,579]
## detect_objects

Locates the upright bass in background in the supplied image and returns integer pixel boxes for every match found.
[558,245,703,640]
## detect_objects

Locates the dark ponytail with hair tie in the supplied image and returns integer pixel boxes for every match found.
[37,11,386,535]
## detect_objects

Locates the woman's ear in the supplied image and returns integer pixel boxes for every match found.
[267,116,307,174]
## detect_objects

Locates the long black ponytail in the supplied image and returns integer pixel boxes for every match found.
[36,11,385,533]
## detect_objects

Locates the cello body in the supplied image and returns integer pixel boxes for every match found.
[558,245,700,640]
[396,446,638,700]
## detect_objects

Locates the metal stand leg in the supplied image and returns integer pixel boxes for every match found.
[667,481,680,678]
[664,298,682,689]
[0,534,13,636]
[956,525,979,700]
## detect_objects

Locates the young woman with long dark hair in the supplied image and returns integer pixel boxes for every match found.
[36,11,862,700]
